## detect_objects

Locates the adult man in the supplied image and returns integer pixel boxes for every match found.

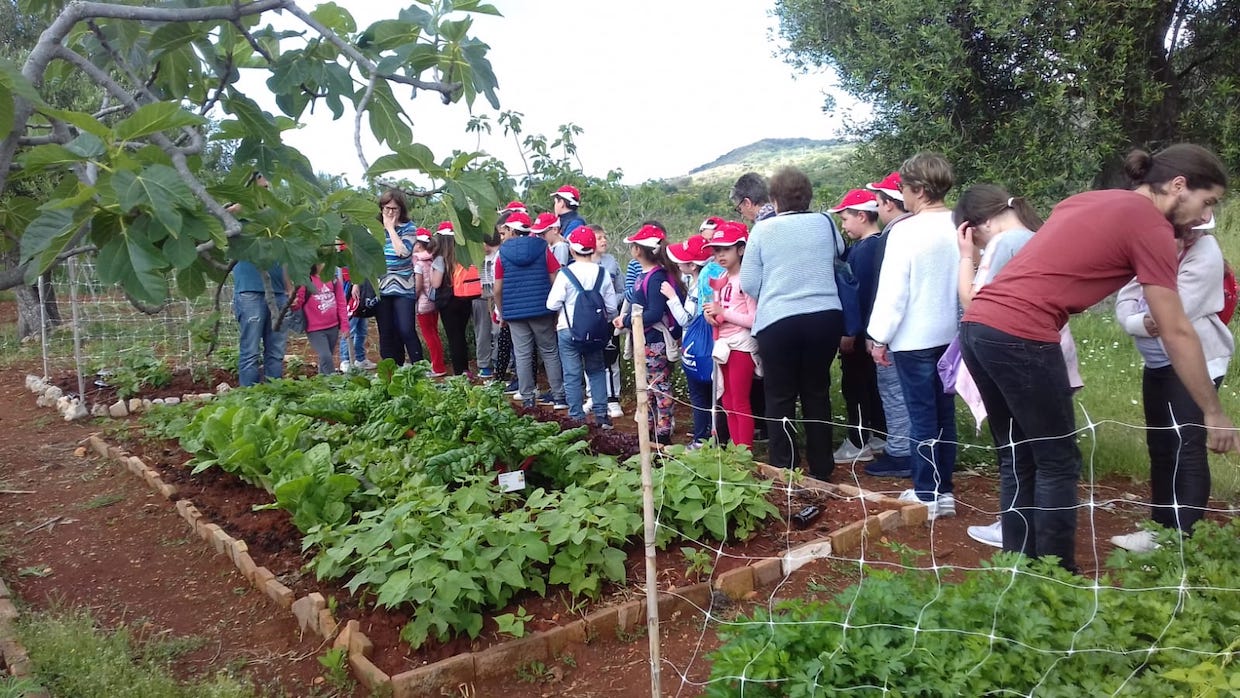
[730,173,776,224]
[227,172,292,387]
[862,172,914,477]
[960,143,1239,572]
[493,215,568,410]
[868,154,960,519]
[552,185,586,237]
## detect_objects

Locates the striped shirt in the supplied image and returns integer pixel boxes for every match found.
[380,222,419,296]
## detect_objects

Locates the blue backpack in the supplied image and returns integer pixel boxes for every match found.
[563,268,611,352]
[680,311,714,383]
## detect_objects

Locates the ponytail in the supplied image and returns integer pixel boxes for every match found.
[953,184,1044,232]
[1124,144,1228,191]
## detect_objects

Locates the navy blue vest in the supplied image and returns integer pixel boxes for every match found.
[499,236,554,321]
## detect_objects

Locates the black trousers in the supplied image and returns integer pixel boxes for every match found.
[441,297,474,375]
[376,294,422,365]
[840,341,886,447]
[756,310,843,479]
[1143,365,1221,534]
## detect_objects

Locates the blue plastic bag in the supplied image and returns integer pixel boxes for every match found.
[680,312,715,384]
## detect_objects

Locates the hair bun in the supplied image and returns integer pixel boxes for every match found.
[1123,149,1154,182]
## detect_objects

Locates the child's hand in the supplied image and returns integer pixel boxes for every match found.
[659,281,676,300]
[612,317,625,329]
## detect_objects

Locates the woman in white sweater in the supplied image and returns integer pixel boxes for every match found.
[1111,218,1233,552]
[867,153,960,519]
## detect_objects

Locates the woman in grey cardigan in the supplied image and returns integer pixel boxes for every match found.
[1112,218,1234,552]
[739,167,844,479]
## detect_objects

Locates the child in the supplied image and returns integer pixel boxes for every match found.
[430,221,479,377]
[334,243,373,371]
[293,263,350,375]
[704,222,759,448]
[532,212,570,265]
[613,224,682,444]
[828,189,888,466]
[590,225,625,418]
[412,229,448,377]
[547,227,618,426]
[475,231,502,379]
[662,235,715,447]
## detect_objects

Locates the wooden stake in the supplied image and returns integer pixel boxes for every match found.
[630,305,662,697]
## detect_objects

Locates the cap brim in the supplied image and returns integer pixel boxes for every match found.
[625,238,662,249]
[569,243,595,254]
[865,184,904,202]
[1193,216,1217,230]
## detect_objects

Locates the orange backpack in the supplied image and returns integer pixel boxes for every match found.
[453,264,482,299]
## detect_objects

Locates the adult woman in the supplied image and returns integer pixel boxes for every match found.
[739,166,843,479]
[1111,215,1233,551]
[375,189,423,365]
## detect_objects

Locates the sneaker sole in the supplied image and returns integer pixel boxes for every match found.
[967,530,1003,548]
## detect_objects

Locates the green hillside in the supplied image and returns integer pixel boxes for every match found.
[674,138,858,193]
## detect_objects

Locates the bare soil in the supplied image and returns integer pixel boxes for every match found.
[1,351,1207,697]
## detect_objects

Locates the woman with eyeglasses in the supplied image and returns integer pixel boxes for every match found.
[376,189,424,365]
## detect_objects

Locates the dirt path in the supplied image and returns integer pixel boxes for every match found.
[0,365,358,696]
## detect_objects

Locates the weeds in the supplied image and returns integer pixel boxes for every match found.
[84,493,125,510]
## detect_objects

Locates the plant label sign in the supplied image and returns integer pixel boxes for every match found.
[498,471,526,493]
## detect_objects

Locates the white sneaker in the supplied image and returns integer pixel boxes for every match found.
[360,359,377,370]
[512,392,527,401]
[833,440,874,463]
[608,401,624,419]
[1110,530,1159,553]
[583,398,593,412]
[936,494,956,518]
[967,520,1003,548]
[897,489,955,521]
[339,360,351,372]
[867,436,887,454]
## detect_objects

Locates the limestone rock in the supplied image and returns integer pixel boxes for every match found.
[91,403,108,417]
[108,400,128,418]
[164,397,180,406]
[63,401,88,421]
[128,398,142,413]
[215,382,231,394]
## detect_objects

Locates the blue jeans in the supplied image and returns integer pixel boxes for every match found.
[893,345,956,499]
[339,317,367,363]
[875,362,911,457]
[375,294,422,365]
[557,329,607,421]
[686,372,715,443]
[234,291,287,387]
[959,322,1079,571]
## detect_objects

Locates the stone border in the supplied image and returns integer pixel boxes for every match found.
[61,403,929,695]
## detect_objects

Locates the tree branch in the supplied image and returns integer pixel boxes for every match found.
[353,73,378,174]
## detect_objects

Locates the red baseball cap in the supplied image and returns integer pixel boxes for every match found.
[436,221,455,237]
[704,221,749,248]
[865,172,903,202]
[552,185,581,207]
[624,224,666,249]
[667,236,713,265]
[699,216,726,232]
[827,188,879,213]
[499,200,527,214]
[530,212,560,235]
[504,212,532,233]
[414,227,432,243]
[567,227,597,254]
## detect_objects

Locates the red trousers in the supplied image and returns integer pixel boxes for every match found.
[721,350,756,448]
[417,311,447,374]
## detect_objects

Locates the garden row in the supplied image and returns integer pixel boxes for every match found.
[143,361,781,650]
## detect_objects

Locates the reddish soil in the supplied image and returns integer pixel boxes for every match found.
[0,366,362,696]
[4,352,1213,697]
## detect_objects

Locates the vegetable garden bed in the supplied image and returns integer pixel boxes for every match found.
[109,362,913,689]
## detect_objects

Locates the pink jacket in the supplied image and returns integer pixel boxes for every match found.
[295,275,348,332]
[710,274,757,340]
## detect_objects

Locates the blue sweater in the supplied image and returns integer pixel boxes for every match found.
[558,210,586,236]
[845,234,883,338]
[499,236,555,321]
[233,261,286,297]
[739,211,842,335]
[623,267,680,345]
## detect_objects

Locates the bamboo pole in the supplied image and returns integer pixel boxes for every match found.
[630,304,662,697]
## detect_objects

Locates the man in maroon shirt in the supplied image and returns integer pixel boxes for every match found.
[959,144,1238,572]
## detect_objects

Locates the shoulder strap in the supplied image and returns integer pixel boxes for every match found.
[822,212,846,259]
[563,267,585,294]
[591,267,605,292]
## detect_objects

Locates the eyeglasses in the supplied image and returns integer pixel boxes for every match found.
[732,201,744,214]
[381,205,401,212]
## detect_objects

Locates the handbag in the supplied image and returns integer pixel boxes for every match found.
[351,280,380,318]
[284,288,308,334]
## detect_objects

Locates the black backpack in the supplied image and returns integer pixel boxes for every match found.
[563,267,611,352]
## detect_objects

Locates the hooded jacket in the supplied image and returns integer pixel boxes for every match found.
[499,235,555,321]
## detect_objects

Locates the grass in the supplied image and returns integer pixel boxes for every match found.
[15,606,257,698]
[83,493,125,510]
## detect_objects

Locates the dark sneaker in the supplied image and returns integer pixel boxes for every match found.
[864,454,912,478]
[478,368,495,379]
[504,379,520,394]
[522,398,535,409]
[597,419,614,431]
[536,392,554,406]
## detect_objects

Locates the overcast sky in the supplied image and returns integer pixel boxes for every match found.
[245,1,864,185]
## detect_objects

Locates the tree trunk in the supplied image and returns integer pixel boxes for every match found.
[14,273,62,341]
